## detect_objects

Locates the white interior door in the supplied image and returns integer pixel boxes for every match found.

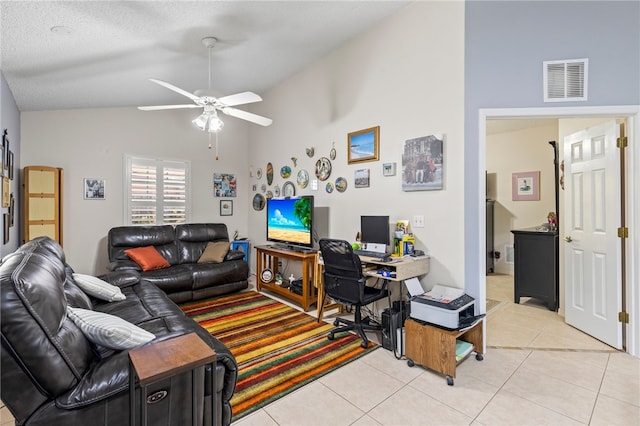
[563,120,622,349]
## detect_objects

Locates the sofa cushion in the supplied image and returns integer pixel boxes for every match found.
[73,273,126,302]
[198,241,230,264]
[124,246,171,271]
[67,307,155,350]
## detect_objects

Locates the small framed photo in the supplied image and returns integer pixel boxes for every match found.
[84,178,106,200]
[383,162,396,176]
[348,126,380,164]
[1,177,9,207]
[8,151,14,180]
[354,168,370,188]
[512,171,540,201]
[220,200,233,216]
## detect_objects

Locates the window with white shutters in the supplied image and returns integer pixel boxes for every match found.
[125,156,190,225]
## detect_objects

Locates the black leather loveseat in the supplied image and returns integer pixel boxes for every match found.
[108,223,248,303]
[1,237,237,426]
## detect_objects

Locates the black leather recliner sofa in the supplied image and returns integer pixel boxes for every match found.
[108,223,248,303]
[1,237,237,426]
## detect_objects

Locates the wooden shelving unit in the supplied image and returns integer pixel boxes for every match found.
[256,245,318,311]
[405,318,483,385]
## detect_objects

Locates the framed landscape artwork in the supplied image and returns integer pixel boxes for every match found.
[347,126,380,164]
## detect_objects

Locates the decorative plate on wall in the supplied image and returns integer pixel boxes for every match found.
[265,190,274,199]
[273,184,281,197]
[280,165,292,178]
[297,169,309,188]
[252,193,266,211]
[326,182,334,193]
[266,162,274,185]
[335,177,347,193]
[315,157,332,181]
[256,168,263,179]
[282,181,296,197]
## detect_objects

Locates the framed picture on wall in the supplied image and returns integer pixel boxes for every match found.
[512,171,540,201]
[1,177,9,208]
[347,126,379,164]
[401,134,444,191]
[84,178,106,200]
[220,200,233,216]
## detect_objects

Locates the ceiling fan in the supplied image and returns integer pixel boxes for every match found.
[138,37,272,132]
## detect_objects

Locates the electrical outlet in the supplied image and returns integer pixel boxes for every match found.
[412,215,425,228]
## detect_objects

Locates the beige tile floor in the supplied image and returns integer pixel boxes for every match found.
[2,274,638,425]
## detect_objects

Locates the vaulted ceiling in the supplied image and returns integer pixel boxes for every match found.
[1,1,409,111]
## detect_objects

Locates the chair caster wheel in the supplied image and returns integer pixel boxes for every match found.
[446,376,454,386]
[333,319,340,326]
[475,353,484,361]
[360,341,368,349]
[407,359,415,367]
[327,333,334,341]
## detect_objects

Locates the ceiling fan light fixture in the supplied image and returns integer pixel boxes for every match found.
[192,111,224,133]
[207,115,224,133]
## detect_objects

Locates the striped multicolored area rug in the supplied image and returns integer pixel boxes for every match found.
[180,291,378,421]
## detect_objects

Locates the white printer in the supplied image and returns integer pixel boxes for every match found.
[405,280,476,329]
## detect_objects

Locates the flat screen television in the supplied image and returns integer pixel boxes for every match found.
[266,196,314,250]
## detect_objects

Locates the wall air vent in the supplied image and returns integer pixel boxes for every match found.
[543,58,588,102]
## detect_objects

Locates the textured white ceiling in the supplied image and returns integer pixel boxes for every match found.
[1,1,409,111]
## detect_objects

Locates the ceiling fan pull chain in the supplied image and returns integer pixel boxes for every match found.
[215,132,219,160]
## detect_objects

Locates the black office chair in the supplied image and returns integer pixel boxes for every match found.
[318,238,389,348]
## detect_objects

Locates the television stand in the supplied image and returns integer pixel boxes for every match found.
[257,245,318,311]
[272,243,316,254]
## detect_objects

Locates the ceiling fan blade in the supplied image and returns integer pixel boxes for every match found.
[217,91,263,107]
[148,78,200,102]
[221,107,273,126]
[138,104,201,111]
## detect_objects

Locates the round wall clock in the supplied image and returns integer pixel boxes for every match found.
[282,181,296,197]
[261,268,273,283]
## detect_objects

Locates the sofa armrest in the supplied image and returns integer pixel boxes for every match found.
[225,250,246,262]
[107,259,142,272]
[55,352,130,409]
[98,270,141,288]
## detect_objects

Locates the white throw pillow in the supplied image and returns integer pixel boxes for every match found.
[67,306,155,350]
[73,273,126,302]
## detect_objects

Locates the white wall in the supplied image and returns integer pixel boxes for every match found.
[21,107,251,274]
[486,122,558,274]
[248,1,465,291]
[0,72,21,257]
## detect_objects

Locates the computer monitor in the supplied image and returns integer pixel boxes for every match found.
[360,215,390,246]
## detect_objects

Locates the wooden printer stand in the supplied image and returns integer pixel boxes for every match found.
[405,318,483,386]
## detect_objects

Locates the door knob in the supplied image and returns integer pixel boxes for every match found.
[564,236,573,243]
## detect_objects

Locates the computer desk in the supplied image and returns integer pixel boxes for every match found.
[316,255,430,358]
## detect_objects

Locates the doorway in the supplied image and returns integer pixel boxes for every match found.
[478,106,639,356]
